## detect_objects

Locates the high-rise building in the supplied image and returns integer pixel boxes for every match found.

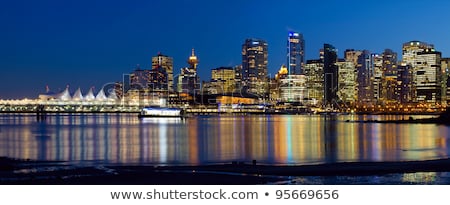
[337,61,356,105]
[397,63,414,104]
[210,67,235,94]
[152,53,173,91]
[323,44,338,107]
[402,41,434,66]
[441,58,450,104]
[371,53,383,103]
[381,49,398,103]
[177,49,200,94]
[305,59,324,106]
[356,50,372,104]
[242,38,268,97]
[287,31,305,74]
[402,41,442,103]
[416,49,442,103]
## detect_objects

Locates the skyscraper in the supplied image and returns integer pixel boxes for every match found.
[242,38,268,97]
[304,60,324,106]
[177,49,200,94]
[441,58,450,104]
[337,61,356,105]
[415,49,442,103]
[371,53,383,103]
[356,50,372,104]
[287,31,305,74]
[381,49,398,103]
[323,44,338,107]
[402,41,442,103]
[397,63,414,103]
[152,52,173,91]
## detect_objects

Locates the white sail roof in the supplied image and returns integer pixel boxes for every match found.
[95,88,107,101]
[85,87,95,101]
[57,86,72,101]
[72,87,84,101]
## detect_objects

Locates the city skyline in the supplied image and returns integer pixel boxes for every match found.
[1,0,450,99]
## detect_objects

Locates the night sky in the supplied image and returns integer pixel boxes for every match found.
[1,0,449,99]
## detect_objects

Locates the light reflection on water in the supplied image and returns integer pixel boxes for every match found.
[0,113,449,166]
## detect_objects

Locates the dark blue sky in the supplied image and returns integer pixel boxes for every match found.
[1,0,449,99]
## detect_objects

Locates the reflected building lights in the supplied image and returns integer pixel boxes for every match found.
[0,114,448,166]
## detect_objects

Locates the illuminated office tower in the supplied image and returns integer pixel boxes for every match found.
[402,41,441,103]
[279,74,307,102]
[371,53,383,103]
[304,59,324,106]
[402,41,434,66]
[242,38,268,97]
[441,58,450,104]
[416,49,442,103]
[397,63,414,103]
[381,49,398,103]
[152,52,173,91]
[356,50,372,104]
[337,61,356,105]
[323,44,338,107]
[211,67,235,94]
[287,31,305,74]
[178,49,200,94]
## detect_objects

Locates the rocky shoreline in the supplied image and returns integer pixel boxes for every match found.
[2,157,450,185]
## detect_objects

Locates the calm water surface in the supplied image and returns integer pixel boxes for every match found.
[1,113,449,166]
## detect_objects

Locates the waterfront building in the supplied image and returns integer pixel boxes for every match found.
[152,52,174,91]
[85,87,96,101]
[279,74,307,102]
[323,44,338,107]
[381,49,398,103]
[72,87,84,101]
[304,59,324,106]
[38,85,117,103]
[287,31,305,74]
[210,67,235,94]
[269,65,289,101]
[241,38,269,97]
[336,61,356,105]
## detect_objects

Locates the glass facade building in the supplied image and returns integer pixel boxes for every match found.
[287,31,305,75]
[242,38,268,97]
